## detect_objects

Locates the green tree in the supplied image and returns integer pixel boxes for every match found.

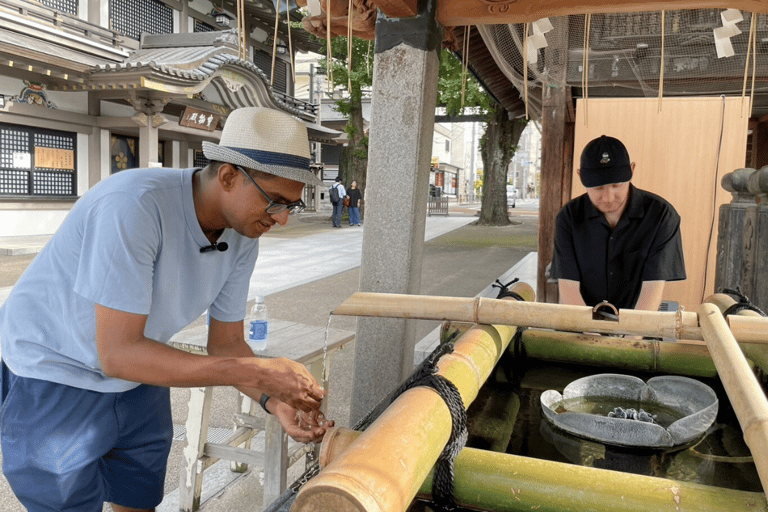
[437,50,527,226]
[316,36,374,196]
[314,35,526,226]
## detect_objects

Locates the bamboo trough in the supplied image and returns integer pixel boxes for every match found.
[317,427,768,512]
[290,290,768,512]
[333,292,768,345]
[291,283,535,512]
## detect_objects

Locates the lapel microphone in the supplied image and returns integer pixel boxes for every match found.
[200,242,228,253]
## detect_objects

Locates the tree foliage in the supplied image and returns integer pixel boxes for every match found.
[315,36,374,195]
[436,50,527,225]
[311,37,527,226]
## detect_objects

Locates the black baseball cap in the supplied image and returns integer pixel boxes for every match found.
[579,135,632,188]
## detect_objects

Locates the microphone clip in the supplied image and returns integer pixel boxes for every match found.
[200,242,228,253]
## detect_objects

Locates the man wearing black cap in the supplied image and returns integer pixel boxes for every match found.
[551,135,686,311]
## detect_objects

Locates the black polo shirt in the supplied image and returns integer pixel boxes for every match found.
[551,185,686,309]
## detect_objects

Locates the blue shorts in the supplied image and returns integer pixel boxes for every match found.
[0,361,173,512]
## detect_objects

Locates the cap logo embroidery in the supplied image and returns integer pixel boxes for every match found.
[600,152,611,164]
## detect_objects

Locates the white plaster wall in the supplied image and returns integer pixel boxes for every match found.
[100,101,136,117]
[46,90,89,115]
[0,76,28,99]
[0,210,69,236]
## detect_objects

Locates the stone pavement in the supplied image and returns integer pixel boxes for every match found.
[0,200,540,512]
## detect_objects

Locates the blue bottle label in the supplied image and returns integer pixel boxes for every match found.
[249,320,268,341]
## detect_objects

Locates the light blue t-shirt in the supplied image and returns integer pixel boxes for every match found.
[0,167,259,392]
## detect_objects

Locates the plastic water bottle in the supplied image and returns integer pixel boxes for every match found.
[248,297,268,352]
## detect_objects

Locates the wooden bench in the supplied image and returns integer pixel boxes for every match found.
[169,319,355,510]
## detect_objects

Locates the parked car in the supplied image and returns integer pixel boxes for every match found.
[506,185,517,208]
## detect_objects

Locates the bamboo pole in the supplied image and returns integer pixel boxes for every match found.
[698,302,768,499]
[319,427,768,512]
[333,292,768,344]
[705,293,768,373]
[519,328,717,377]
[291,284,534,512]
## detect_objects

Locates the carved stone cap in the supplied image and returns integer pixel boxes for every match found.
[722,167,768,203]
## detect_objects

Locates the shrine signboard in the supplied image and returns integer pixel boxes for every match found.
[179,107,220,132]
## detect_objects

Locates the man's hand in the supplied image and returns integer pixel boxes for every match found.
[269,399,335,443]
[251,357,326,413]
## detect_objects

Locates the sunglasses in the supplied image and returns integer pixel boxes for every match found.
[236,166,306,215]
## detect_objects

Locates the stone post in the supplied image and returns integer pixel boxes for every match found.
[350,0,442,424]
[716,166,768,312]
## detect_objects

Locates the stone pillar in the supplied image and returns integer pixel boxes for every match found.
[716,166,768,312]
[350,0,442,424]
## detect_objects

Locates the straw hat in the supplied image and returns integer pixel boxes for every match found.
[202,107,322,186]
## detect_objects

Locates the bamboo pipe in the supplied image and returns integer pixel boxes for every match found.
[291,284,535,512]
[333,292,768,343]
[319,427,768,512]
[705,293,768,373]
[698,302,768,499]
[519,328,717,377]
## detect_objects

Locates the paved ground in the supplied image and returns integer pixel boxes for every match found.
[0,200,539,511]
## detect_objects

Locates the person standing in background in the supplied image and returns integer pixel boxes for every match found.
[330,176,346,228]
[348,181,362,226]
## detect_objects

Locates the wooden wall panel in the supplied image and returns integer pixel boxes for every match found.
[572,97,749,312]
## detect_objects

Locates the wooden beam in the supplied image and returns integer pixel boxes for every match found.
[435,0,768,27]
[537,18,570,304]
[376,0,419,18]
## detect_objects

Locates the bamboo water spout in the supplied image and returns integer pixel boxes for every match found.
[705,293,768,373]
[291,284,535,512]
[698,303,768,500]
[333,292,768,343]
[318,427,768,512]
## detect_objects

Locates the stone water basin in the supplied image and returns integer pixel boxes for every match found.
[540,374,719,449]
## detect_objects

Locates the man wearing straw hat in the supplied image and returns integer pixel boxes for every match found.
[0,107,333,512]
[551,135,686,312]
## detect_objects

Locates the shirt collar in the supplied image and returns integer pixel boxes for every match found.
[584,183,640,223]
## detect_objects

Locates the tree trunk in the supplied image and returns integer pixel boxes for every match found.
[478,107,526,225]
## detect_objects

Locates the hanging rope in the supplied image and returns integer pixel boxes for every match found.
[237,0,246,60]
[523,22,529,120]
[326,0,333,94]
[347,0,353,93]
[271,0,280,85]
[461,26,470,110]
[582,13,591,126]
[366,40,372,78]
[741,12,757,117]
[750,12,757,117]
[286,0,295,84]
[658,10,665,112]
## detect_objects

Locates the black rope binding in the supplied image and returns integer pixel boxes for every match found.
[389,343,467,511]
[492,277,525,301]
[721,287,767,317]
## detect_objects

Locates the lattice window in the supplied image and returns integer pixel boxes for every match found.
[33,171,75,195]
[193,150,209,168]
[38,0,78,15]
[194,19,215,33]
[0,124,76,196]
[110,0,173,41]
[253,50,287,94]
